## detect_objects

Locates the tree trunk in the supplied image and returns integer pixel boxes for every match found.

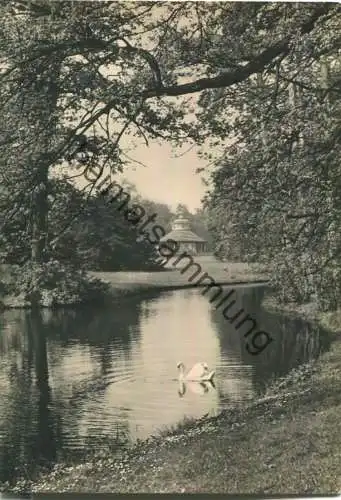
[29,66,60,263]
[31,174,49,263]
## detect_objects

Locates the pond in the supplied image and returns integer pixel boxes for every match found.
[0,285,331,483]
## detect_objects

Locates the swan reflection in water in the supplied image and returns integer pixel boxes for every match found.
[178,379,216,398]
[176,362,216,398]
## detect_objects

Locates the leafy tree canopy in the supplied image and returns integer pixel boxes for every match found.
[0,1,340,309]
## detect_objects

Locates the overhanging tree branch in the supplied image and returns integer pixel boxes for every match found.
[142,4,336,98]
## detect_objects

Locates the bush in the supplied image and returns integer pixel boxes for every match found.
[7,260,110,307]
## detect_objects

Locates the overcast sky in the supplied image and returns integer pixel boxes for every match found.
[71,138,210,213]
[116,140,209,212]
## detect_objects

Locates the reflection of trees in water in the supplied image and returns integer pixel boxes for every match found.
[211,288,331,394]
[49,294,153,444]
[0,310,28,355]
[208,289,256,404]
[44,293,156,374]
[210,288,261,361]
[26,311,59,466]
[45,294,155,343]
[0,310,62,484]
[0,292,157,484]
[245,310,331,391]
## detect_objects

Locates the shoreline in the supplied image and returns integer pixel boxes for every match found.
[0,279,268,310]
[1,263,269,310]
[2,300,341,494]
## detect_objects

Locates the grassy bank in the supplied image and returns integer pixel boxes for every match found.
[4,308,340,495]
[90,260,269,291]
[1,260,268,309]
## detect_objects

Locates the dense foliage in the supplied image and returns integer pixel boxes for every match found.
[52,184,164,271]
[0,177,167,271]
[5,261,110,307]
[202,16,341,309]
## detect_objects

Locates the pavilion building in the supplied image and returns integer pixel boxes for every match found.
[160,207,208,256]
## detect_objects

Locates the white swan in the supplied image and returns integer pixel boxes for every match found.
[177,361,215,382]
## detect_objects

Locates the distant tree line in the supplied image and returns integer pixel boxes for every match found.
[0,174,212,271]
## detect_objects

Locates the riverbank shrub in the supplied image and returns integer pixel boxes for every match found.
[5,260,110,307]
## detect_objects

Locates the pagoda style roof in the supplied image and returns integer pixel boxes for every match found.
[160,229,206,243]
[159,205,207,243]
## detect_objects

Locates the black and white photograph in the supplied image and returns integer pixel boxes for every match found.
[0,0,340,495]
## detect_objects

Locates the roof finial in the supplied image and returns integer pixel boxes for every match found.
[176,204,187,217]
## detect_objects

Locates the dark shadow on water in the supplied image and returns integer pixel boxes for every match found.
[211,288,332,393]
[0,293,157,484]
[0,310,60,484]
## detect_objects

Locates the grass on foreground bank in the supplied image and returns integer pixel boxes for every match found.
[7,314,341,495]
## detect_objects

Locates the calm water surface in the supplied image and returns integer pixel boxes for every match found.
[0,286,331,482]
